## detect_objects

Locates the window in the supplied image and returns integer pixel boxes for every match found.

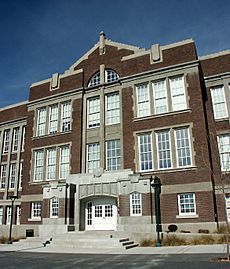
[156,130,172,169]
[9,163,16,189]
[16,206,21,225]
[87,97,100,128]
[12,127,20,152]
[34,150,44,181]
[47,148,57,180]
[175,128,192,167]
[59,145,70,179]
[170,76,187,111]
[19,162,23,189]
[6,206,12,225]
[153,80,168,114]
[138,133,153,171]
[87,143,100,173]
[21,126,26,151]
[106,69,119,83]
[50,197,59,218]
[31,202,42,219]
[0,207,3,224]
[88,71,100,87]
[211,86,228,120]
[136,84,150,117]
[0,164,7,189]
[178,193,196,216]
[106,140,121,171]
[49,104,58,134]
[61,102,71,132]
[3,130,10,153]
[130,192,142,216]
[105,93,120,125]
[37,107,47,136]
[218,134,230,171]
[226,195,230,221]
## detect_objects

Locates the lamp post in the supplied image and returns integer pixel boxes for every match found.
[8,195,17,244]
[150,176,162,247]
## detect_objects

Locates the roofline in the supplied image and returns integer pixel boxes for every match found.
[199,49,230,60]
[0,100,28,112]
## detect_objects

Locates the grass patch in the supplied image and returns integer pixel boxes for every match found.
[215,224,230,234]
[190,235,215,245]
[140,238,155,247]
[161,234,187,246]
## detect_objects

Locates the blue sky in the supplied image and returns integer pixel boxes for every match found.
[1,0,230,108]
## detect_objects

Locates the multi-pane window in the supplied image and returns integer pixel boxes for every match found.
[16,206,21,225]
[178,193,196,216]
[37,107,47,136]
[61,102,71,132]
[218,134,230,171]
[6,206,12,225]
[95,205,102,217]
[19,162,23,189]
[34,150,44,181]
[3,130,10,153]
[136,84,150,117]
[59,145,70,179]
[88,72,100,87]
[153,80,168,114]
[49,104,58,134]
[170,76,187,111]
[106,69,119,83]
[9,163,16,189]
[138,133,153,171]
[87,97,100,128]
[0,207,3,224]
[157,130,172,169]
[31,202,42,219]
[0,164,7,189]
[211,86,228,120]
[50,197,59,218]
[12,127,20,152]
[175,128,192,167]
[226,195,230,221]
[105,93,120,125]
[87,143,100,173]
[21,126,26,151]
[47,148,57,180]
[130,192,142,216]
[106,140,121,171]
[105,205,113,217]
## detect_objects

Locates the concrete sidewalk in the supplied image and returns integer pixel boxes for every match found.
[0,243,228,255]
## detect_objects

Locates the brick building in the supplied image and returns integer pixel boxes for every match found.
[0,32,229,238]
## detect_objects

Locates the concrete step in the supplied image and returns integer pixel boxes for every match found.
[125,243,139,250]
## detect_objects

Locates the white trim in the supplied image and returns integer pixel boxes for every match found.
[156,129,172,170]
[137,133,154,172]
[0,100,28,112]
[210,86,228,120]
[178,193,197,216]
[199,49,230,60]
[130,192,142,216]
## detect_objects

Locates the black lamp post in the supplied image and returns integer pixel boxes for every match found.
[150,176,162,247]
[8,195,17,244]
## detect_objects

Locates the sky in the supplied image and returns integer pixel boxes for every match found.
[0,0,230,108]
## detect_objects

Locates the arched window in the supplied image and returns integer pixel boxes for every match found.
[88,69,119,87]
[130,192,142,216]
[50,197,59,218]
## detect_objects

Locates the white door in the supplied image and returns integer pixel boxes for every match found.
[85,198,117,231]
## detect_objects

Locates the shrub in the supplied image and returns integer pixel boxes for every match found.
[215,224,230,234]
[161,234,187,246]
[139,238,155,247]
[190,235,215,245]
[0,237,9,244]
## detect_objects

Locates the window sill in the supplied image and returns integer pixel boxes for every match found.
[139,166,197,174]
[28,218,41,222]
[176,214,198,219]
[215,118,229,122]
[134,109,191,122]
[32,130,72,140]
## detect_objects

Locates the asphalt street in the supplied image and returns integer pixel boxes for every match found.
[0,252,229,269]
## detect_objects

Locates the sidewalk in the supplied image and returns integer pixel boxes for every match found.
[0,243,227,255]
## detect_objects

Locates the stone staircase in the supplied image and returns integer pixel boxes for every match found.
[13,231,139,250]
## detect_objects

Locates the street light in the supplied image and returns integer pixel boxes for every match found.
[8,195,17,244]
[150,176,162,247]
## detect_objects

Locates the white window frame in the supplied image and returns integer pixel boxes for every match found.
[136,84,151,117]
[178,193,196,216]
[87,143,100,173]
[218,133,230,171]
[152,80,168,114]
[130,192,142,216]
[46,148,57,180]
[3,130,10,153]
[169,76,187,111]
[21,126,26,151]
[19,162,23,190]
[138,133,153,172]
[0,164,7,190]
[31,202,42,220]
[49,104,58,134]
[59,145,70,179]
[88,71,100,87]
[106,140,121,171]
[105,69,119,83]
[211,86,228,120]
[87,97,100,128]
[9,163,17,189]
[226,195,230,221]
[61,102,71,132]
[175,127,192,168]
[12,127,20,152]
[105,92,120,125]
[37,107,47,136]
[50,197,59,218]
[156,130,172,170]
[34,150,44,181]
[6,206,12,225]
[16,206,21,225]
[0,207,3,225]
